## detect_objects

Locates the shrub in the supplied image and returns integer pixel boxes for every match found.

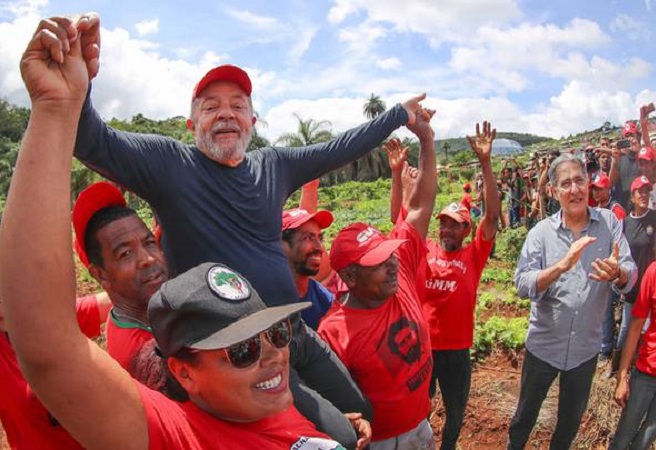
[495,226,528,265]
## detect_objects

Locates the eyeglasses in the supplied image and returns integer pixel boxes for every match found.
[556,177,588,192]
[223,319,292,369]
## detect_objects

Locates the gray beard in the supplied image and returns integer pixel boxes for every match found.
[197,128,252,164]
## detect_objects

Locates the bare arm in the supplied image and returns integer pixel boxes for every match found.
[467,121,499,241]
[299,179,319,213]
[614,317,646,408]
[0,15,147,450]
[95,291,112,325]
[404,109,437,240]
[640,103,654,147]
[384,138,408,223]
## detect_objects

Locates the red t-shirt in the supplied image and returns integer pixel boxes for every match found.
[318,220,432,441]
[0,295,100,450]
[461,193,473,211]
[423,226,494,350]
[138,384,342,449]
[632,261,656,377]
[105,310,153,370]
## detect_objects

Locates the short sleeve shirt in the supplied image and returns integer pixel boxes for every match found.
[105,310,153,370]
[138,384,342,449]
[423,226,494,350]
[632,262,656,377]
[318,219,432,441]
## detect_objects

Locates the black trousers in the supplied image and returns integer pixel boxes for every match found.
[429,349,472,450]
[506,350,597,450]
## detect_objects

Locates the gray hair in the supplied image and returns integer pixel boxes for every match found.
[548,154,587,185]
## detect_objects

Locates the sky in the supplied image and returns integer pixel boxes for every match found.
[0,0,655,143]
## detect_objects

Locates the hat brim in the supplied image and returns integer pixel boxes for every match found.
[631,181,653,192]
[188,302,311,350]
[437,211,470,225]
[358,239,406,267]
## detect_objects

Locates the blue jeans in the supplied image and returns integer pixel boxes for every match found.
[609,369,656,450]
[507,351,597,450]
[429,349,471,450]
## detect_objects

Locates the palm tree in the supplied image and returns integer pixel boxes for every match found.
[276,114,333,147]
[442,141,450,165]
[363,94,386,120]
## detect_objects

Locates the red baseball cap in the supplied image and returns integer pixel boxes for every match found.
[623,121,638,137]
[437,202,472,226]
[72,182,127,267]
[330,223,406,272]
[463,182,471,191]
[631,175,653,192]
[590,173,611,189]
[282,208,334,231]
[192,65,252,100]
[638,146,656,161]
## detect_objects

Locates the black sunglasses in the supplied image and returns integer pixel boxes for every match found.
[223,319,292,369]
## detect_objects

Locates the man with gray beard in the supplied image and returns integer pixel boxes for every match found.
[71,14,427,448]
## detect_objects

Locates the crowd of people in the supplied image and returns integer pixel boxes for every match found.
[0,11,655,450]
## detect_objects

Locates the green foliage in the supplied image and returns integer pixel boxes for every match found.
[473,316,528,356]
[480,267,513,286]
[495,227,528,265]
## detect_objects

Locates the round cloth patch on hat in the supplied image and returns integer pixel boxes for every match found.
[207,266,250,301]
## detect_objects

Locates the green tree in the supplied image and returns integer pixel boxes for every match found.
[276,114,333,147]
[363,94,386,120]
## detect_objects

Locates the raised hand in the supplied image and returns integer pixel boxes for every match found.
[384,138,409,173]
[402,93,427,126]
[20,16,90,106]
[406,105,436,142]
[76,13,101,81]
[590,241,620,282]
[466,121,496,162]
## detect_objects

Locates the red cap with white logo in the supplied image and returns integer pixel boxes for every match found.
[329,222,406,272]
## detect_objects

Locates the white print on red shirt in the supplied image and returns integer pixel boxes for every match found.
[290,436,346,450]
[427,257,467,274]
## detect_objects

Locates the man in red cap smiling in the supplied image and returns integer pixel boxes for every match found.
[282,207,335,330]
[318,106,436,448]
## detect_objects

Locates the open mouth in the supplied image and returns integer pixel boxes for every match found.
[255,373,283,390]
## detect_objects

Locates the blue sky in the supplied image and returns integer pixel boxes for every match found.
[1,0,654,142]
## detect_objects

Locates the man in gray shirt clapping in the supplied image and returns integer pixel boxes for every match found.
[508,154,637,450]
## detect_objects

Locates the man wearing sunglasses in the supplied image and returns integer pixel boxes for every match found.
[282,207,335,330]
[319,106,436,448]
[72,181,169,370]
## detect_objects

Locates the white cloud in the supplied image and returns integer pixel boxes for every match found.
[327,0,359,24]
[135,18,158,37]
[376,57,401,70]
[610,14,649,41]
[287,26,318,63]
[328,0,522,44]
[227,8,278,29]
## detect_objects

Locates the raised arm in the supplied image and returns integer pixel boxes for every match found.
[384,138,408,223]
[299,179,320,213]
[466,121,499,241]
[640,103,654,147]
[0,15,147,449]
[404,108,437,240]
[278,95,427,192]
